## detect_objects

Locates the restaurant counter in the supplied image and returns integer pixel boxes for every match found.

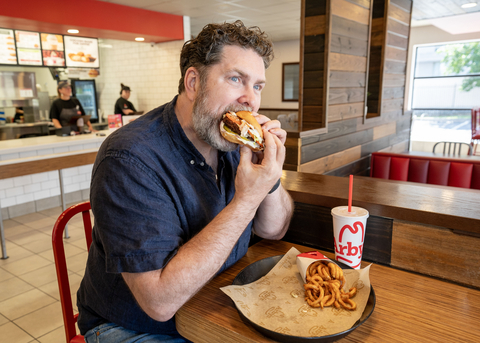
[279,170,480,288]
[0,129,110,162]
[0,130,111,258]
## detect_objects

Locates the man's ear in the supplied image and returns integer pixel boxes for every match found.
[184,67,199,102]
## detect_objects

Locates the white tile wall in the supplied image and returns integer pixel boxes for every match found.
[31,173,49,184]
[95,39,184,119]
[33,190,50,201]
[0,166,90,208]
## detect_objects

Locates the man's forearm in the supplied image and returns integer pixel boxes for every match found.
[122,195,260,322]
[253,184,293,240]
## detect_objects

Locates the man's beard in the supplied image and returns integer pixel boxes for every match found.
[192,86,251,152]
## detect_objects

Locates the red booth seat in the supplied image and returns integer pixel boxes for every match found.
[370,152,480,189]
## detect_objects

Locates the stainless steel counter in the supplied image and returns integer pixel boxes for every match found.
[0,122,50,140]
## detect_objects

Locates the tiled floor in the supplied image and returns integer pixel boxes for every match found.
[0,204,90,343]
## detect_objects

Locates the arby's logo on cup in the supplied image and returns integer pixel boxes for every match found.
[334,221,365,269]
[331,205,369,270]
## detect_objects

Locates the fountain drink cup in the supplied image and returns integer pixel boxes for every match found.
[331,206,369,269]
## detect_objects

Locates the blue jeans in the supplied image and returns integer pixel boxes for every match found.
[84,323,191,343]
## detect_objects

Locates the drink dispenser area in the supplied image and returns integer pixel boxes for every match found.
[0,71,49,140]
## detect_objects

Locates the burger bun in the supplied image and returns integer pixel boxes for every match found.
[219,111,264,152]
[235,111,264,139]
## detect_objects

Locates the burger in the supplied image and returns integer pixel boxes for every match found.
[220,111,264,151]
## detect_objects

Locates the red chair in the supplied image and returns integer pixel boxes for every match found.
[52,201,92,343]
[472,108,480,155]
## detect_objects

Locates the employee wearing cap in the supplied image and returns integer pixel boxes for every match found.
[50,81,95,132]
[114,83,137,115]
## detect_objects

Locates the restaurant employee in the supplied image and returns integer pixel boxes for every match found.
[77,20,293,343]
[13,107,24,122]
[49,81,95,132]
[114,83,137,115]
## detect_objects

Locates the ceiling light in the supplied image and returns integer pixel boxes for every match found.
[67,29,79,34]
[135,37,145,42]
[461,2,477,8]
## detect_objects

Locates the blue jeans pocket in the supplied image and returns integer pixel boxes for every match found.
[83,323,189,343]
[84,323,120,343]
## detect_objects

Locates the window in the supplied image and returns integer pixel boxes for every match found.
[410,41,478,152]
[411,42,480,110]
[282,63,299,101]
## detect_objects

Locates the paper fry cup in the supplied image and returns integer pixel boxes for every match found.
[296,251,339,283]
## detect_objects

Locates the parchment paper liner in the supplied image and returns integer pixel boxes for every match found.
[221,247,371,337]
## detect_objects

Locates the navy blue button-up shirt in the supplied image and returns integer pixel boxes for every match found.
[77,96,252,335]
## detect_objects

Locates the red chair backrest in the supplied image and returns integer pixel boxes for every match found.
[473,108,480,140]
[52,201,92,343]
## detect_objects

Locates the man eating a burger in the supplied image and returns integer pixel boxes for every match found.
[77,20,294,343]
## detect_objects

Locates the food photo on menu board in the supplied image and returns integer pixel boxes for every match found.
[0,28,17,64]
[64,36,99,68]
[41,33,65,67]
[15,30,42,66]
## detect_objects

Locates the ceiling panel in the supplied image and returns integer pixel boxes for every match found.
[100,0,480,41]
[412,0,480,20]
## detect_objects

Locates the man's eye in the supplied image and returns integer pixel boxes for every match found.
[231,76,239,82]
[254,85,262,91]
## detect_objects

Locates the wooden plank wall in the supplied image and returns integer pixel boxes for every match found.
[328,0,370,124]
[301,0,328,130]
[382,0,411,118]
[366,0,385,116]
[293,0,412,177]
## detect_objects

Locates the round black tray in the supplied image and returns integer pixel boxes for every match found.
[232,255,376,342]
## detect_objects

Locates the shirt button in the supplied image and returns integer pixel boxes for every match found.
[190,160,195,165]
[200,162,205,166]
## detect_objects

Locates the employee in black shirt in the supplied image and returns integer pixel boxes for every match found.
[14,107,24,122]
[50,81,94,132]
[114,83,137,115]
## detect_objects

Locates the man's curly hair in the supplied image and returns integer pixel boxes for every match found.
[178,20,274,94]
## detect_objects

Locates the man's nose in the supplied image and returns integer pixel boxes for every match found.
[238,87,257,109]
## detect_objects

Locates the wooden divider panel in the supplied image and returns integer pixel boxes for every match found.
[293,0,412,177]
[301,0,328,130]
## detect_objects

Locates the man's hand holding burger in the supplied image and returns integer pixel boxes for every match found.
[224,111,287,212]
[235,112,291,240]
[250,114,286,164]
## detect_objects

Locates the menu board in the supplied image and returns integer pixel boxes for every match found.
[0,28,17,65]
[15,30,42,66]
[65,36,99,68]
[0,27,102,71]
[41,33,65,67]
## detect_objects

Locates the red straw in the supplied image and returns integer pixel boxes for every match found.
[348,174,353,212]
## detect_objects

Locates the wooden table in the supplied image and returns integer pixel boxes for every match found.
[175,240,480,342]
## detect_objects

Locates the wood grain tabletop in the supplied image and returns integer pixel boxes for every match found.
[175,240,480,343]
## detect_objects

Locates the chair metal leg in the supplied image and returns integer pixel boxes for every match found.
[0,209,8,259]
[58,170,69,239]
